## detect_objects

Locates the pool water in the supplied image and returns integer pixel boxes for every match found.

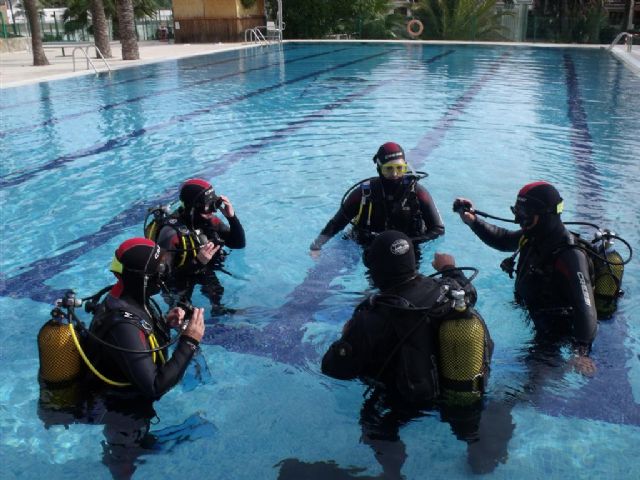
[1,42,639,479]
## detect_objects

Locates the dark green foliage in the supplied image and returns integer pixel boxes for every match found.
[414,0,510,41]
[282,0,400,39]
[529,0,617,43]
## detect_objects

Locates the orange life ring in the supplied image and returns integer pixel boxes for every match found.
[407,19,424,38]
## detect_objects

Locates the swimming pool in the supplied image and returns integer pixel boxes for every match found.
[1,41,639,479]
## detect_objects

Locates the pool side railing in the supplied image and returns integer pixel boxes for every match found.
[71,45,112,74]
[608,31,638,53]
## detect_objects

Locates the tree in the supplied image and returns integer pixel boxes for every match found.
[416,0,510,41]
[90,0,112,58]
[281,0,399,39]
[23,0,49,65]
[116,0,138,59]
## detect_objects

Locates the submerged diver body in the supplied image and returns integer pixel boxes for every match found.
[321,231,512,477]
[154,178,246,315]
[39,238,205,479]
[454,181,598,374]
[310,142,444,257]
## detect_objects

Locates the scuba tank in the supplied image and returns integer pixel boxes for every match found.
[144,204,172,241]
[37,291,84,384]
[592,230,624,319]
[438,289,488,406]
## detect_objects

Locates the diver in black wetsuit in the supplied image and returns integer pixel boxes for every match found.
[85,237,205,398]
[320,231,512,477]
[309,142,444,255]
[154,178,246,315]
[38,238,205,479]
[454,181,598,375]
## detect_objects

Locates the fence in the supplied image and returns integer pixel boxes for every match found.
[0,14,174,42]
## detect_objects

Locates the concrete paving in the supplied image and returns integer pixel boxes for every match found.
[0,40,260,89]
[1,39,638,90]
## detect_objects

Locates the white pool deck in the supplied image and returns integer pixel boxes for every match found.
[1,39,639,89]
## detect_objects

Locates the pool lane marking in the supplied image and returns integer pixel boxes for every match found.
[202,53,512,363]
[0,49,393,189]
[0,47,352,138]
[0,49,455,303]
[205,51,640,428]
[562,53,604,221]
[0,44,308,110]
[544,54,637,426]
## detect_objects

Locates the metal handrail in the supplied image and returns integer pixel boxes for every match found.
[608,32,636,52]
[244,27,268,45]
[72,45,112,73]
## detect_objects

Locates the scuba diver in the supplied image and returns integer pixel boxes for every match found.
[321,231,511,477]
[37,237,206,479]
[309,142,444,256]
[147,178,246,315]
[454,181,600,375]
[84,237,205,398]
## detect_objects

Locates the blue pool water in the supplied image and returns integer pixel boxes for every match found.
[1,42,639,479]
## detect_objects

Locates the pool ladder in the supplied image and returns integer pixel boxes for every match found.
[72,45,112,74]
[245,27,269,46]
[608,32,637,52]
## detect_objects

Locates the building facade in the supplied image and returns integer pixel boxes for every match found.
[172,0,266,43]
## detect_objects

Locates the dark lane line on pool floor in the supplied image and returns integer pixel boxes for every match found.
[0,44,309,111]
[562,53,605,221]
[0,48,392,190]
[207,52,640,427]
[533,53,639,426]
[0,47,352,138]
[203,53,512,364]
[0,49,455,303]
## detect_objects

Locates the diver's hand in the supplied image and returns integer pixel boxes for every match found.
[432,252,456,272]
[166,307,186,329]
[453,197,477,225]
[218,195,235,218]
[569,354,597,377]
[309,248,321,259]
[196,242,220,264]
[183,307,205,342]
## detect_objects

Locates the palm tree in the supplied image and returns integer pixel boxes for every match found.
[90,0,112,58]
[116,0,138,59]
[416,0,510,41]
[23,0,49,65]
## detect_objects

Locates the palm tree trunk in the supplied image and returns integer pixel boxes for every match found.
[90,0,112,58]
[116,0,139,60]
[23,0,49,66]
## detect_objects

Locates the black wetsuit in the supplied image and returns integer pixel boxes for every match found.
[321,271,488,402]
[469,218,597,350]
[86,292,199,400]
[312,176,444,250]
[157,210,245,310]
[321,273,504,477]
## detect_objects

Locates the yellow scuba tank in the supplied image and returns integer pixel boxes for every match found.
[593,240,624,319]
[438,290,486,405]
[37,298,83,384]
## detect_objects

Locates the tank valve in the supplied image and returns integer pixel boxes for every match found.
[451,289,467,312]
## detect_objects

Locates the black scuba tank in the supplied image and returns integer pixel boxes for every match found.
[593,233,624,319]
[438,289,488,406]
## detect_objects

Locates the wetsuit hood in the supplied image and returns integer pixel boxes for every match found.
[179,178,220,228]
[110,238,165,304]
[366,230,416,290]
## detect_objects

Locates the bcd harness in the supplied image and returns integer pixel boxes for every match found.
[81,299,168,387]
[145,213,200,269]
[352,177,424,237]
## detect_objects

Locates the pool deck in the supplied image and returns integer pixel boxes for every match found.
[0,40,257,89]
[1,40,639,89]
